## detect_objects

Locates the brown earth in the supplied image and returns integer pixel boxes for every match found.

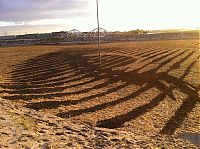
[0,40,200,148]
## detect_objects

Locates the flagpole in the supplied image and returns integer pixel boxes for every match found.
[96,0,101,62]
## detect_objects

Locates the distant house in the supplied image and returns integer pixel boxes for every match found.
[51,31,66,39]
[16,35,26,39]
[24,34,38,39]
[37,33,51,39]
[129,29,146,35]
[0,35,16,40]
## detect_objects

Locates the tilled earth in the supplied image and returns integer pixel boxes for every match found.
[0,40,200,148]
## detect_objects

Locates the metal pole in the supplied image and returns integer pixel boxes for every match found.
[96,0,101,62]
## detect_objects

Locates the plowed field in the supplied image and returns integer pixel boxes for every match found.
[0,40,199,137]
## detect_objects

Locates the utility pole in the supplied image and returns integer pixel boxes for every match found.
[96,0,101,62]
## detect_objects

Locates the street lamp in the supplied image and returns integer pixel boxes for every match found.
[96,0,101,62]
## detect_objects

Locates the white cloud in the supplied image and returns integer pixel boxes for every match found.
[0,21,25,27]
[0,0,89,22]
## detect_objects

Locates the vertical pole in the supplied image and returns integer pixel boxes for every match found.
[96,0,101,62]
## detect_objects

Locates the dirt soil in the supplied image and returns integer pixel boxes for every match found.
[0,40,200,148]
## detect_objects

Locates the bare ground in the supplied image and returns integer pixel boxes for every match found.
[0,40,199,148]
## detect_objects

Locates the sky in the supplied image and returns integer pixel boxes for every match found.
[0,0,199,35]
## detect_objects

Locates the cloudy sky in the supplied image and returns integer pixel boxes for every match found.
[0,0,199,35]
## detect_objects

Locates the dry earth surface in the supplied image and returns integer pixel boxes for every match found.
[0,40,200,148]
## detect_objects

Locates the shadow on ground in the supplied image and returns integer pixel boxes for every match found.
[0,47,199,135]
